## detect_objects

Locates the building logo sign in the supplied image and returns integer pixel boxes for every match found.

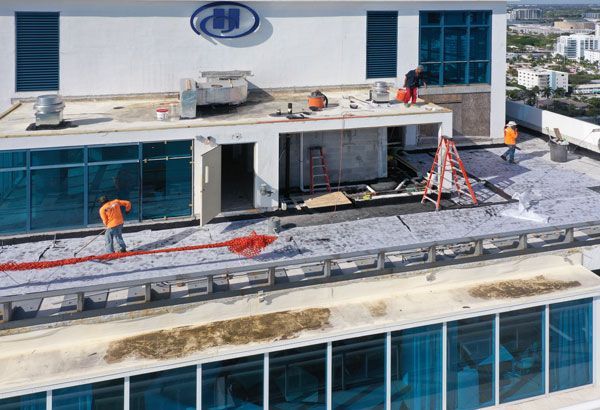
[190,2,260,39]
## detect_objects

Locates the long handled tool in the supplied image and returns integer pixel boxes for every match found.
[73,229,106,257]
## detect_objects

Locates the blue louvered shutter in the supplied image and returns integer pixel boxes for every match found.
[366,11,398,79]
[16,12,60,92]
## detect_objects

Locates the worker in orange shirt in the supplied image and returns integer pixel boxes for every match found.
[501,121,519,163]
[98,196,132,253]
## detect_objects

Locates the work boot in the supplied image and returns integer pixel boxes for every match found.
[118,248,127,253]
[404,103,410,108]
[500,155,507,161]
[508,160,516,164]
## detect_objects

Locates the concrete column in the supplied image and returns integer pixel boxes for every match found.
[404,125,418,147]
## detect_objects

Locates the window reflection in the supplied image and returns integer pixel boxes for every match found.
[0,393,45,410]
[130,366,196,410]
[53,379,124,410]
[202,355,263,409]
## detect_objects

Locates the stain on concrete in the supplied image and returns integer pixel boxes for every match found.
[367,301,387,317]
[104,308,330,363]
[469,275,580,300]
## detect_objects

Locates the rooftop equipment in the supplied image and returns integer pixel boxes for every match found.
[179,70,251,119]
[33,94,64,126]
[370,82,390,104]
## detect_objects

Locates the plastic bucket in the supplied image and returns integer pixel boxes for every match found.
[549,140,568,163]
[396,89,406,101]
[156,108,169,121]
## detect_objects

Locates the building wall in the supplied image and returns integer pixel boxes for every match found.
[422,91,491,137]
[0,0,507,138]
[279,127,387,191]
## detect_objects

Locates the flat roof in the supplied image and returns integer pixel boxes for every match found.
[0,88,451,139]
[0,253,596,395]
[1,136,600,299]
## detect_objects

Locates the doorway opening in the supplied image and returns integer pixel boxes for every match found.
[221,143,255,212]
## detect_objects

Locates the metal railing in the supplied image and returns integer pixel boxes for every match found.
[1,221,600,328]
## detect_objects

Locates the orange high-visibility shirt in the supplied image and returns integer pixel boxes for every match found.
[504,127,518,145]
[99,199,131,228]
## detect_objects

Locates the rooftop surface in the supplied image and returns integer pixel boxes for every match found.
[0,88,450,139]
[1,135,600,299]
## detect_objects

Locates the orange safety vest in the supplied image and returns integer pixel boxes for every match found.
[100,199,132,228]
[504,127,518,146]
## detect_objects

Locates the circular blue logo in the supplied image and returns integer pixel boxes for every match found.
[190,2,260,39]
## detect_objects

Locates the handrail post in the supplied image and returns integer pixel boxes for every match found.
[564,227,575,243]
[267,267,276,286]
[1,302,12,323]
[517,234,528,251]
[473,239,484,257]
[377,252,386,270]
[323,260,332,278]
[427,246,437,263]
[144,283,152,303]
[206,275,214,294]
[76,292,84,312]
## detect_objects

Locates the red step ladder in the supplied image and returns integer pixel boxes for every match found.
[422,135,478,210]
[309,146,332,194]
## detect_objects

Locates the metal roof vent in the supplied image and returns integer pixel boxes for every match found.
[34,94,64,126]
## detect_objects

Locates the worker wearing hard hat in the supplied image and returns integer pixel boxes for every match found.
[501,121,519,163]
[98,196,132,253]
[402,65,427,108]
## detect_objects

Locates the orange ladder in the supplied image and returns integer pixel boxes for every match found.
[309,146,332,194]
[422,135,478,210]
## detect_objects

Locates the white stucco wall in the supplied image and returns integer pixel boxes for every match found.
[0,0,506,135]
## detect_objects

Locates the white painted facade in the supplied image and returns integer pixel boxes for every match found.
[555,34,600,60]
[584,49,600,64]
[517,68,568,91]
[0,0,507,137]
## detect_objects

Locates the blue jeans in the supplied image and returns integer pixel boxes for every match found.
[105,225,126,253]
[503,145,516,162]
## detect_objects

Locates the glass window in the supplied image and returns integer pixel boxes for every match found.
[470,27,490,61]
[31,166,85,230]
[469,62,489,84]
[0,393,45,410]
[444,28,468,61]
[332,334,385,409]
[88,163,140,224]
[270,345,326,409]
[423,64,441,86]
[142,156,192,220]
[202,355,263,409]
[0,151,26,169]
[445,11,468,26]
[53,379,124,410]
[391,325,442,410]
[88,145,139,163]
[130,366,196,410]
[420,28,442,62]
[499,307,545,403]
[31,148,83,167]
[142,141,192,160]
[550,299,593,392]
[0,170,27,234]
[444,63,467,85]
[420,12,442,26]
[447,315,495,410]
[419,11,491,85]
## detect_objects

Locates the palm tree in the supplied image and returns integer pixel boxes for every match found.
[554,87,566,98]
[541,87,553,99]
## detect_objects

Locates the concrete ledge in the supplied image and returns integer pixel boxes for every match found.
[421,84,491,96]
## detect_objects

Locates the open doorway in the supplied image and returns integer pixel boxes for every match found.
[221,143,255,212]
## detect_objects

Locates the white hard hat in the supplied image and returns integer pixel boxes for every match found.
[507,121,517,127]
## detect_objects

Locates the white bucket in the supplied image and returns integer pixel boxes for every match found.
[156,108,169,121]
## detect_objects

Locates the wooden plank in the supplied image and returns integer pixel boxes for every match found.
[304,192,351,209]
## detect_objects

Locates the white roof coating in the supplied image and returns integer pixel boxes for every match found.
[1,136,600,298]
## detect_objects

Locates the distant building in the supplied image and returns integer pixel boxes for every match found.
[510,8,542,20]
[555,34,599,60]
[584,49,600,64]
[517,68,569,90]
[554,20,596,31]
[584,12,600,19]
[573,83,600,95]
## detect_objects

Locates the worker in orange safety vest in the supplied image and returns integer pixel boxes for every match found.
[98,196,132,253]
[501,121,519,164]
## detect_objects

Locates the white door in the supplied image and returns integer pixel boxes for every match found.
[200,145,222,225]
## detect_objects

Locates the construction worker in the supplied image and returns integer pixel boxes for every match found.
[501,121,519,163]
[403,65,427,108]
[98,196,132,253]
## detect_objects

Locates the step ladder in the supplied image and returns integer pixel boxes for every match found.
[422,135,478,211]
[309,146,332,194]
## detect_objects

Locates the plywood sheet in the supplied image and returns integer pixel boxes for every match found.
[304,192,352,209]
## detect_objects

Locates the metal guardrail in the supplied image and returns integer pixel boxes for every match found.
[1,221,600,327]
